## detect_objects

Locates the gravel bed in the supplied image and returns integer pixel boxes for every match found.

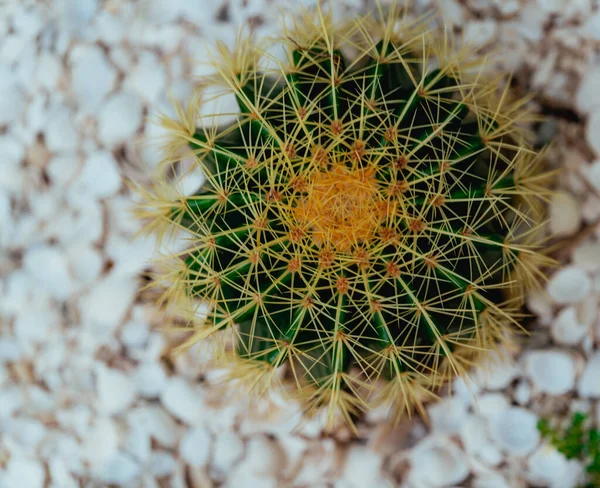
[1,0,600,487]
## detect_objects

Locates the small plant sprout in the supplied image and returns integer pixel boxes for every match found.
[538,412,600,488]
[135,2,556,431]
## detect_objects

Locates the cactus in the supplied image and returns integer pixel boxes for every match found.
[136,3,554,429]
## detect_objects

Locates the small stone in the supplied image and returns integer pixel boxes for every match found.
[61,0,98,35]
[70,45,117,113]
[211,430,245,480]
[408,436,469,487]
[75,151,122,198]
[341,445,384,487]
[573,241,600,271]
[549,192,581,236]
[35,52,62,91]
[121,321,149,349]
[67,245,103,286]
[5,417,47,451]
[23,245,73,300]
[588,112,600,157]
[490,407,540,456]
[513,380,532,405]
[475,350,520,390]
[180,427,212,467]
[96,363,136,415]
[0,66,24,126]
[526,445,577,487]
[462,20,497,47]
[47,155,80,187]
[576,67,600,114]
[79,274,137,332]
[472,474,512,488]
[98,451,141,486]
[150,451,177,478]
[578,352,600,398]
[240,437,286,478]
[526,289,554,325]
[128,406,179,448]
[161,377,206,426]
[2,457,45,488]
[427,398,468,434]
[45,107,78,153]
[547,266,591,304]
[525,350,575,395]
[97,91,143,147]
[551,306,590,346]
[83,416,119,470]
[134,362,167,398]
[0,338,21,363]
[94,11,127,44]
[475,393,510,419]
[124,52,167,104]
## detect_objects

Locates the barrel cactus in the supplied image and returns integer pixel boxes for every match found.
[137,3,554,429]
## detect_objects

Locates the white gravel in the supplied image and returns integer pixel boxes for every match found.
[1,0,600,487]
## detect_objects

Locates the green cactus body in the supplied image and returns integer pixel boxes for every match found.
[138,4,554,429]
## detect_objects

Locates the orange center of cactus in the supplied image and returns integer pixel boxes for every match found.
[294,163,384,251]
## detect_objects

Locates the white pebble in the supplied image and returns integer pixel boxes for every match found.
[462,20,497,47]
[547,266,591,304]
[94,11,127,44]
[475,350,520,390]
[180,427,212,467]
[576,67,600,114]
[74,151,122,198]
[79,274,137,332]
[427,398,468,435]
[150,451,177,478]
[0,338,21,363]
[98,451,141,486]
[83,417,119,470]
[341,445,384,487]
[96,363,136,415]
[588,111,600,157]
[513,380,532,405]
[97,91,143,147]
[45,107,78,153]
[134,362,167,398]
[161,377,206,426]
[472,474,512,488]
[526,445,583,488]
[2,457,45,488]
[525,350,575,395]
[121,321,149,348]
[490,407,540,456]
[35,52,62,91]
[578,352,600,398]
[409,436,469,487]
[573,241,600,271]
[0,66,24,126]
[124,52,167,104]
[127,406,179,448]
[551,306,590,346]
[5,417,47,451]
[211,430,245,480]
[70,45,117,113]
[475,393,510,419]
[67,245,103,286]
[549,192,581,236]
[47,155,80,187]
[23,245,73,300]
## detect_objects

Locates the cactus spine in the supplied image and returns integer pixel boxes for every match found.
[137,3,554,430]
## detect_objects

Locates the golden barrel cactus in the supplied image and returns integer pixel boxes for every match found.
[136,2,554,430]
